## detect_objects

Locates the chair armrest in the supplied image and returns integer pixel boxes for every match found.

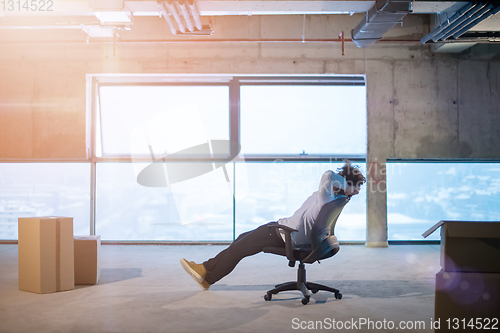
[268,224,298,263]
[268,224,298,234]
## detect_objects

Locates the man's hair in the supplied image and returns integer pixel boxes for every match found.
[336,160,366,196]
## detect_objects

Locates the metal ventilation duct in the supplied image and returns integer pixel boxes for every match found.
[420,2,500,44]
[351,0,413,48]
[157,0,212,36]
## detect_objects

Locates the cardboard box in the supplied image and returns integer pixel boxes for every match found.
[434,269,500,332]
[74,235,101,285]
[18,217,74,294]
[423,221,500,273]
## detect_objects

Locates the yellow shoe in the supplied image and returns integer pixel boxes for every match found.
[180,258,211,290]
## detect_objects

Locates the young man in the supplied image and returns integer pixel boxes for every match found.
[180,160,366,290]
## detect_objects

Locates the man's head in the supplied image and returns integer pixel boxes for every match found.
[337,160,366,197]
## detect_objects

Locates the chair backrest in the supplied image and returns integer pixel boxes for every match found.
[303,196,349,263]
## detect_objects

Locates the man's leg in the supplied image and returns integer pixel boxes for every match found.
[203,222,284,284]
[200,230,251,274]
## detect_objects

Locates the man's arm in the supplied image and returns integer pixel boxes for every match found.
[318,170,347,197]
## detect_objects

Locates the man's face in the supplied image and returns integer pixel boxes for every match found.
[345,183,361,196]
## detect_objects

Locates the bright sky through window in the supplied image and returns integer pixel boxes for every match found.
[240,85,366,155]
[387,163,500,240]
[98,86,229,156]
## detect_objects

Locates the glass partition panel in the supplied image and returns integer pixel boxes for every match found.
[96,162,233,241]
[234,161,367,241]
[0,163,90,239]
[387,162,500,240]
[240,85,366,155]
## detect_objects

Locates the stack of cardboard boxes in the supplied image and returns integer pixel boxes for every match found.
[423,221,500,332]
[18,217,101,294]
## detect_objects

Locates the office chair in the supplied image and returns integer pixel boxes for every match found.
[263,196,349,305]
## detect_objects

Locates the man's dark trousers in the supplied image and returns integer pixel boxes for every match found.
[203,222,285,284]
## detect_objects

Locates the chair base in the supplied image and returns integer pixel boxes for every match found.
[264,263,342,305]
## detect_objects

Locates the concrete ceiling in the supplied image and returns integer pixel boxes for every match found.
[0,0,470,16]
[0,0,499,53]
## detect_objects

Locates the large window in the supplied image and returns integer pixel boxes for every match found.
[0,163,90,239]
[93,76,367,241]
[387,162,500,240]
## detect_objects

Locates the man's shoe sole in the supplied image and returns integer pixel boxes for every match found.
[180,259,203,282]
[196,279,211,290]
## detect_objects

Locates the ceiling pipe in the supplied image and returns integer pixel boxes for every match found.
[420,2,475,44]
[165,0,186,33]
[433,3,488,42]
[0,25,95,30]
[187,0,202,31]
[178,1,194,32]
[158,1,177,35]
[0,38,426,45]
[452,4,500,39]
[0,32,489,44]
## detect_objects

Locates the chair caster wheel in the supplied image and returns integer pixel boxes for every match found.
[264,293,272,301]
[335,292,342,300]
[311,290,318,294]
[301,296,310,305]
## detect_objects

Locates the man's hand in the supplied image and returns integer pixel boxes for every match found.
[345,184,361,196]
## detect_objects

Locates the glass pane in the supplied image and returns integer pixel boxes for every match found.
[387,163,500,240]
[0,163,90,240]
[240,85,366,155]
[235,161,367,241]
[98,86,229,156]
[96,162,233,241]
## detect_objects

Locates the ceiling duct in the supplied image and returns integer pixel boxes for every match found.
[158,0,213,36]
[351,0,413,48]
[421,2,500,44]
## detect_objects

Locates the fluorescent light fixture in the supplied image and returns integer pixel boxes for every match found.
[95,11,132,24]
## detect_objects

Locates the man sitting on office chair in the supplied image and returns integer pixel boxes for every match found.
[180,160,366,290]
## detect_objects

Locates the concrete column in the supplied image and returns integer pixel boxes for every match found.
[366,157,389,247]
[365,60,394,247]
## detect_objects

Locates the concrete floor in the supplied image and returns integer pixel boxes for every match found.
[0,244,441,333]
